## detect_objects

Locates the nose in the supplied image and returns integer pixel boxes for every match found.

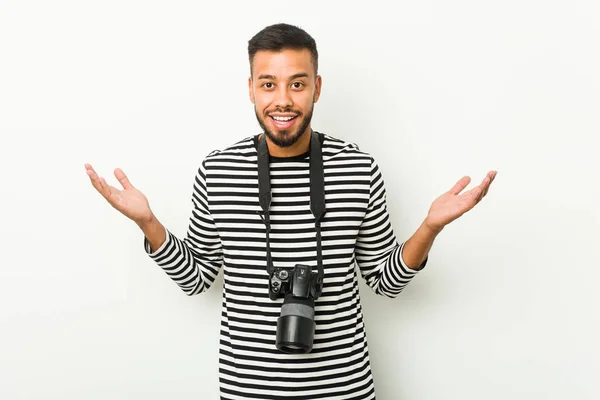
[274,85,293,109]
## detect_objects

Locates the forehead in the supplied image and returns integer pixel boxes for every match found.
[252,48,314,78]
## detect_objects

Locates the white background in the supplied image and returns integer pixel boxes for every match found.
[1,0,599,399]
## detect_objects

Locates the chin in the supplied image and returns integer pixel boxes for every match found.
[266,129,303,148]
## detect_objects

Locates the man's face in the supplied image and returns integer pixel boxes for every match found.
[248,48,322,148]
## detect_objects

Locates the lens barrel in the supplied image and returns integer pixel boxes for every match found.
[276,294,315,353]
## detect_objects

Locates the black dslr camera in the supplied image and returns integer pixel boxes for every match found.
[269,264,323,353]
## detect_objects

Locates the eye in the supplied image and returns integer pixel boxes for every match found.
[262,82,274,89]
[292,82,304,89]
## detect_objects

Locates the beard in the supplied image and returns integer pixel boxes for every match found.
[255,105,314,148]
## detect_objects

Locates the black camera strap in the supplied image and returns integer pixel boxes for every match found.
[257,131,325,285]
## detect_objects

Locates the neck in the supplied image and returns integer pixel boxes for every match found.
[263,128,311,158]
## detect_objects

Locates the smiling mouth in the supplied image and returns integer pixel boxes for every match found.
[271,115,297,121]
[270,115,298,129]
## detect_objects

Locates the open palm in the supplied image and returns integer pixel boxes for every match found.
[85,163,153,226]
[426,171,497,232]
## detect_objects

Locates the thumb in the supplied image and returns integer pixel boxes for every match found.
[114,168,134,190]
[448,176,471,195]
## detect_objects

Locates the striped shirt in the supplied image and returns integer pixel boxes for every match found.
[144,132,425,399]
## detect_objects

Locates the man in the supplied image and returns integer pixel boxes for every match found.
[86,23,495,400]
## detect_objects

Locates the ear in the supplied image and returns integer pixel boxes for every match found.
[313,75,322,103]
[248,77,255,104]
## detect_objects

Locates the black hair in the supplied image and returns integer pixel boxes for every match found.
[247,23,318,76]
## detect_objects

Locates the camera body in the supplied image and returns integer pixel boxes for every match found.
[268,264,323,353]
[268,264,322,301]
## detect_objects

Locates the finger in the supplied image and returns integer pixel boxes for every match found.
[84,163,98,179]
[114,168,133,190]
[482,185,490,199]
[85,164,119,203]
[478,184,487,202]
[476,173,493,195]
[85,164,105,192]
[476,178,490,202]
[480,173,492,187]
[448,176,471,195]
[481,171,497,198]
[470,185,484,202]
[487,170,497,185]
[483,176,494,197]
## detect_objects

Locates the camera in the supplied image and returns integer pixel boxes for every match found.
[257,131,326,354]
[269,264,323,353]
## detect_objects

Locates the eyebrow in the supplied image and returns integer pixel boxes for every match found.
[257,73,310,80]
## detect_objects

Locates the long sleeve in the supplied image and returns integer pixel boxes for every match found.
[143,159,224,296]
[355,157,425,298]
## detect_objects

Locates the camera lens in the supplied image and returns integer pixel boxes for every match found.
[276,294,315,353]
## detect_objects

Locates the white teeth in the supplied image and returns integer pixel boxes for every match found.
[272,116,294,121]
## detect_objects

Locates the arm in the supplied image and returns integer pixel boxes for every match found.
[355,157,425,298]
[400,220,440,271]
[139,215,166,253]
[85,159,223,296]
[142,159,224,296]
[355,157,496,295]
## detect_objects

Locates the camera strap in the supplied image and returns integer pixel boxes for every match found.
[257,131,325,285]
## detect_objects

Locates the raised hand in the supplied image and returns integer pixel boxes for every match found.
[425,170,497,233]
[85,163,154,227]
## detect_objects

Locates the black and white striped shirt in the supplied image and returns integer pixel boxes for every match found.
[144,133,425,399]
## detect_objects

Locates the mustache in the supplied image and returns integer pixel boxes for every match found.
[267,108,301,115]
